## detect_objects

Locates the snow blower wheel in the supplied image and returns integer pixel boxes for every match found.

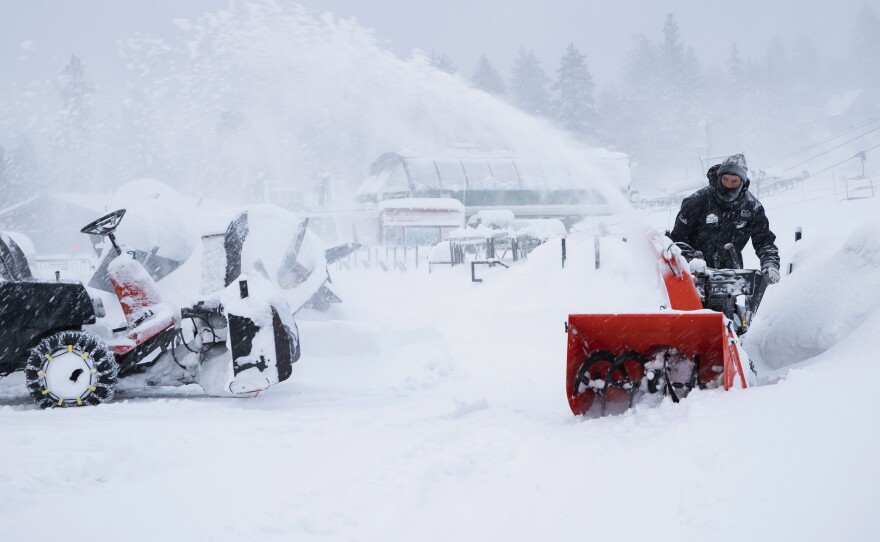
[24,331,118,408]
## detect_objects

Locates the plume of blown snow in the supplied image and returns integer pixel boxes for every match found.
[106,1,632,210]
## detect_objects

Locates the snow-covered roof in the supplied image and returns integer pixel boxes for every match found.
[54,192,112,214]
[358,150,631,196]
[467,210,515,228]
[378,198,464,212]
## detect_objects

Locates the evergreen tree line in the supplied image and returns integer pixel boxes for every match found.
[433,5,880,185]
[1,5,879,202]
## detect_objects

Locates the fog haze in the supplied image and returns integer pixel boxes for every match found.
[300,0,868,83]
[3,0,870,90]
[1,0,878,201]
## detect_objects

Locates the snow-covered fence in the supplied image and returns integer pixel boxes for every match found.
[754,172,808,198]
[31,256,95,280]
[632,193,686,211]
[334,245,429,272]
[633,172,808,212]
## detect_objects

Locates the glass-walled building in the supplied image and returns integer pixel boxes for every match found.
[356,150,631,223]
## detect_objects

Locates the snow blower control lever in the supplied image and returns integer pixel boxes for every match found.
[724,242,739,269]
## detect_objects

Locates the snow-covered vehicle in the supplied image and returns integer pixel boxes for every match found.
[89,207,303,401]
[1,207,304,408]
[565,233,768,416]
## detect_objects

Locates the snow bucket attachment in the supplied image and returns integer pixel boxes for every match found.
[566,312,746,416]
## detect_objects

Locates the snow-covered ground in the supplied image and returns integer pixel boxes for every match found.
[2,173,879,541]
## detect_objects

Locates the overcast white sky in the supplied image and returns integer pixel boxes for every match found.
[0,0,876,99]
[299,0,876,79]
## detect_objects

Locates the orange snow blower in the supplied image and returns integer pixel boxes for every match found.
[566,233,764,416]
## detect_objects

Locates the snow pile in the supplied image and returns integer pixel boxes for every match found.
[236,204,328,313]
[754,220,880,369]
[2,179,880,540]
[1,6,879,541]
[110,181,199,265]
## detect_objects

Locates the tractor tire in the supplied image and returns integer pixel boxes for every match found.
[24,330,118,408]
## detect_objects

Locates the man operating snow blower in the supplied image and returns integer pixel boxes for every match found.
[670,153,781,284]
[566,154,779,417]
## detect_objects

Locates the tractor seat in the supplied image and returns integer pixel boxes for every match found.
[0,234,34,282]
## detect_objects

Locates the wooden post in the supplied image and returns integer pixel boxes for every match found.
[790,227,802,274]
[562,238,567,269]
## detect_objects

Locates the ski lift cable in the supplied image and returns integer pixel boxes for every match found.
[764,115,880,172]
[781,125,880,173]
[717,144,879,212]
[802,141,880,180]
[802,114,880,152]
[635,145,879,216]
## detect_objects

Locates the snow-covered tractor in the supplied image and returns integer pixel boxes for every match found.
[1,208,303,408]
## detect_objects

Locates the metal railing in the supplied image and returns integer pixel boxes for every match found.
[334,245,428,272]
[31,256,95,280]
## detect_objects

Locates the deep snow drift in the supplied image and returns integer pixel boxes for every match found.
[1,173,879,541]
[754,220,880,368]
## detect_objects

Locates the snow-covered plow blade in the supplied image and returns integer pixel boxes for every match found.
[566,312,746,415]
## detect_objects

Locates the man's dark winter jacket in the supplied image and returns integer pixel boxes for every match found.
[670,164,780,270]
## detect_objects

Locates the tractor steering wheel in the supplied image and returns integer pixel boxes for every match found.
[81,209,127,236]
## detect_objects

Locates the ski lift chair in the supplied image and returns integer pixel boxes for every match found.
[845,152,875,200]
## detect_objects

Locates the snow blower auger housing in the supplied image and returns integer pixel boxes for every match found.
[566,233,760,416]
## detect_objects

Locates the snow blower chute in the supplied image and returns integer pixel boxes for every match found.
[566,233,760,416]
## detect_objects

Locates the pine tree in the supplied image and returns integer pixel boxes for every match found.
[658,15,702,109]
[790,35,821,110]
[724,44,749,108]
[727,44,746,87]
[551,43,596,137]
[764,38,790,85]
[52,55,97,189]
[470,55,506,95]
[509,48,551,116]
[7,135,42,195]
[791,34,818,77]
[852,2,880,91]
[56,55,94,123]
[430,52,457,75]
[0,146,9,205]
[603,35,658,163]
[604,15,707,182]
[661,14,684,78]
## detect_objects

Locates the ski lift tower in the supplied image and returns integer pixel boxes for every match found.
[697,117,726,172]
